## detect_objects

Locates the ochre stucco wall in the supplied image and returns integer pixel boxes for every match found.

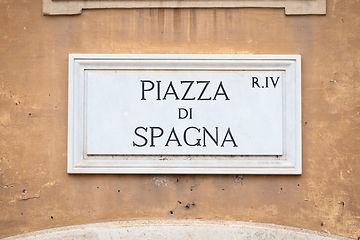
[0,0,359,238]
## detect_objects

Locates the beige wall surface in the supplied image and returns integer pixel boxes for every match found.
[0,0,359,239]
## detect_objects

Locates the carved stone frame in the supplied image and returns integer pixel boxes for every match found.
[67,54,302,174]
[43,0,326,15]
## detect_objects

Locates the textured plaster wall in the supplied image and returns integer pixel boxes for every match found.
[0,0,359,238]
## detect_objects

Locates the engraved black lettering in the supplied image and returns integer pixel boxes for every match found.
[165,127,182,147]
[133,126,148,147]
[163,81,180,100]
[270,77,280,88]
[252,77,260,88]
[180,81,195,100]
[178,108,188,119]
[150,127,164,147]
[184,127,201,146]
[156,80,161,100]
[213,81,230,100]
[221,128,238,147]
[266,77,269,88]
[197,81,212,100]
[203,127,218,147]
[141,80,154,100]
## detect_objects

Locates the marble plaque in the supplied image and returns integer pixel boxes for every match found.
[68,54,301,174]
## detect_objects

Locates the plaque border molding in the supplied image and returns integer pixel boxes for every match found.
[44,0,326,15]
[68,54,302,174]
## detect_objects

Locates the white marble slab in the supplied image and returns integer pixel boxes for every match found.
[68,54,301,174]
[86,71,283,155]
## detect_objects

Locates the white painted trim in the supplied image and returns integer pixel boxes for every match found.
[43,0,326,15]
[67,54,301,174]
[4,220,350,240]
